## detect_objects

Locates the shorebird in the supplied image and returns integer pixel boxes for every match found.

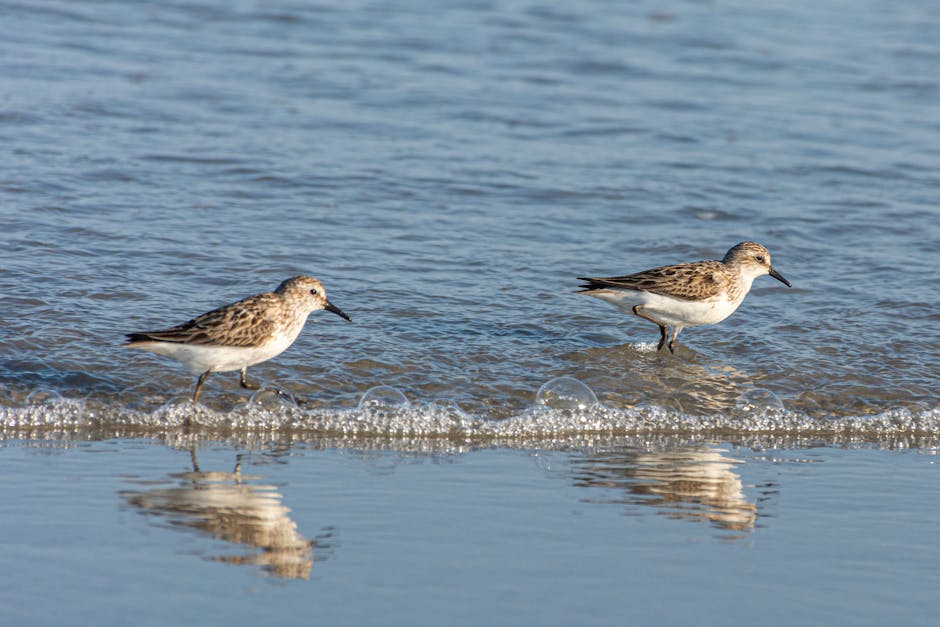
[578,242,790,352]
[124,275,350,402]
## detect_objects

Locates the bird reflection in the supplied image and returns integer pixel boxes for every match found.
[570,446,758,534]
[565,342,757,414]
[122,448,315,579]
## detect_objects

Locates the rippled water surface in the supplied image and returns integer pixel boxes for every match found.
[2,0,938,433]
[1,0,939,624]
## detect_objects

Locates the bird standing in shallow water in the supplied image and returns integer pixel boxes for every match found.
[578,242,791,352]
[124,275,350,403]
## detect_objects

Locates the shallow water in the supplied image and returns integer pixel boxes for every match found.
[1,0,939,624]
[1,0,938,431]
[3,433,940,626]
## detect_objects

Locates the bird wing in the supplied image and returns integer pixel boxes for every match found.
[125,293,279,347]
[578,261,727,301]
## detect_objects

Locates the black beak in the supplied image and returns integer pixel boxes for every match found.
[769,267,791,287]
[324,300,351,321]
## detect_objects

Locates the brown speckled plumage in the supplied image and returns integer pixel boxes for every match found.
[126,292,282,348]
[124,275,351,404]
[577,242,790,353]
[578,242,782,302]
[578,260,738,302]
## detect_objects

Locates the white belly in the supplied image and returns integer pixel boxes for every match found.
[586,289,742,327]
[133,332,297,373]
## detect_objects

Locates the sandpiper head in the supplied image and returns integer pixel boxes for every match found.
[275,275,351,320]
[723,242,791,287]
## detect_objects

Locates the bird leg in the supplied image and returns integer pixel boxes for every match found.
[239,367,260,390]
[192,370,212,404]
[632,305,668,351]
[668,327,681,353]
[190,445,202,473]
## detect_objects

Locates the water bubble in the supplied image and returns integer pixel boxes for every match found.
[357,386,411,411]
[248,388,297,410]
[25,388,64,405]
[426,399,474,430]
[427,399,468,417]
[250,388,298,410]
[535,376,598,411]
[735,388,785,415]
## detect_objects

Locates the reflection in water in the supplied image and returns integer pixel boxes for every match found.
[122,449,315,579]
[570,446,759,534]
[566,342,762,414]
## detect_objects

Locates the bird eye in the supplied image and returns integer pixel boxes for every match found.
[755,255,765,263]
[309,289,319,296]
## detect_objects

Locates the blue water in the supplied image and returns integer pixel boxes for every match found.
[1,0,939,624]
[2,437,939,626]
[1,0,938,425]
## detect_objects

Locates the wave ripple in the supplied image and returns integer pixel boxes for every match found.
[2,397,938,446]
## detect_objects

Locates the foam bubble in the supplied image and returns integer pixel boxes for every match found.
[358,386,412,411]
[250,389,299,410]
[426,399,466,414]
[735,388,785,416]
[2,392,938,445]
[26,389,64,405]
[535,376,598,411]
[424,399,478,432]
[426,399,470,419]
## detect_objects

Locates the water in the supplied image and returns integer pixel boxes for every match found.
[1,0,938,624]
[3,434,940,626]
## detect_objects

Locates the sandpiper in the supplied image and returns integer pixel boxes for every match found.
[578,242,790,352]
[124,276,350,402]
